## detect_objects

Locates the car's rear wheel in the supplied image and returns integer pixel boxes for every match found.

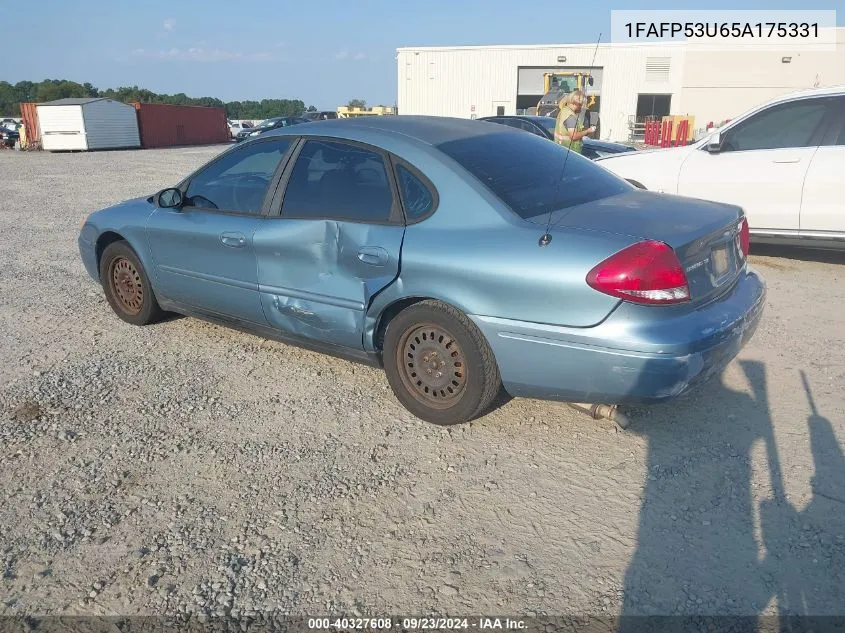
[383,300,501,425]
[99,241,164,326]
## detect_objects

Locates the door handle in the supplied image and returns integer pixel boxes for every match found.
[772,158,800,164]
[357,246,389,266]
[220,231,247,248]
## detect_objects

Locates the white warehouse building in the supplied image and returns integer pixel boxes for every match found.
[396,27,845,143]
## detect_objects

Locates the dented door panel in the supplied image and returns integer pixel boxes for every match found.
[253,218,404,349]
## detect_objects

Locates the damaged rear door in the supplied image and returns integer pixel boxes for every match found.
[253,138,405,350]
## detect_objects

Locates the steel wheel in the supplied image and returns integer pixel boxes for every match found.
[396,322,467,409]
[109,256,144,315]
[99,240,165,326]
[383,300,502,425]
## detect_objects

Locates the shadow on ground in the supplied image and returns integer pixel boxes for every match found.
[617,361,845,628]
[750,244,845,265]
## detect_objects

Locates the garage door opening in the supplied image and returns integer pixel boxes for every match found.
[636,94,671,121]
[516,94,543,113]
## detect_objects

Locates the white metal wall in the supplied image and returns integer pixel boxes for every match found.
[398,31,845,143]
[397,43,688,142]
[679,29,845,125]
[82,100,141,150]
[37,105,87,151]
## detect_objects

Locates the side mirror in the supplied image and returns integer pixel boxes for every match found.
[706,132,723,153]
[587,76,594,86]
[157,187,184,209]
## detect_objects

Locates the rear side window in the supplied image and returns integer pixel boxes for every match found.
[396,164,434,220]
[281,139,394,222]
[437,131,631,220]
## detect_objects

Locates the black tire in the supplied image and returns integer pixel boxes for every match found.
[382,300,502,425]
[98,241,165,326]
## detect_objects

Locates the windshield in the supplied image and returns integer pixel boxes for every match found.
[550,76,578,92]
[254,118,280,129]
[437,130,632,221]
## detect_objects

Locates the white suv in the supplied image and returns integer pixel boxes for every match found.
[227,120,253,139]
[597,86,845,250]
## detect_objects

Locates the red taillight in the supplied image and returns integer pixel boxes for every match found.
[586,240,690,305]
[738,217,750,259]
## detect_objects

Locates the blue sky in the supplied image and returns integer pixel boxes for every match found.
[3,0,842,109]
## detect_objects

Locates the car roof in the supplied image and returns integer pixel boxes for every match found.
[261,115,508,146]
[761,85,845,105]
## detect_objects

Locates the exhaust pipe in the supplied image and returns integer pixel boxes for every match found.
[568,402,631,430]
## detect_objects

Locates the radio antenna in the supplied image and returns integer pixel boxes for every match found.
[539,32,602,247]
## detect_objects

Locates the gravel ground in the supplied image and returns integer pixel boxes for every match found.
[1,145,844,619]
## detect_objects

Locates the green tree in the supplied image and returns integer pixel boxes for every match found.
[348,99,366,109]
[1,77,308,120]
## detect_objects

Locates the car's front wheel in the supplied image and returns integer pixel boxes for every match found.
[99,241,165,326]
[383,300,501,425]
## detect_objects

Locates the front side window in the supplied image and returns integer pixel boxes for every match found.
[281,140,394,222]
[437,130,631,220]
[184,139,293,214]
[723,100,830,152]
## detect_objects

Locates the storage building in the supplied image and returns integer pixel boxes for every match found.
[36,98,140,151]
[132,103,230,148]
[397,27,845,143]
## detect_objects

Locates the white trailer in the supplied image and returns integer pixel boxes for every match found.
[36,98,141,152]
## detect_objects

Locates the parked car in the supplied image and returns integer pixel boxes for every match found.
[78,116,764,427]
[596,86,845,250]
[301,111,338,121]
[0,125,19,148]
[228,120,253,139]
[234,116,310,142]
[478,115,638,160]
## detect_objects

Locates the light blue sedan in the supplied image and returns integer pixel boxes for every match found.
[78,116,765,427]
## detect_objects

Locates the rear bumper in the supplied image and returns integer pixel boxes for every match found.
[470,268,766,405]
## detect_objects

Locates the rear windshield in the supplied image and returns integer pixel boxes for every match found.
[437,131,632,220]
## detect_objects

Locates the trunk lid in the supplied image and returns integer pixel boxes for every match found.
[537,190,746,304]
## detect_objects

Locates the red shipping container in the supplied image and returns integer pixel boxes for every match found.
[19,102,41,145]
[131,102,230,149]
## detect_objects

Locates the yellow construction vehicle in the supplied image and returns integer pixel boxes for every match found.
[544,73,596,103]
[535,71,601,135]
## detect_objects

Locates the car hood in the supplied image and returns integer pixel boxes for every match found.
[98,195,155,213]
[595,145,684,161]
[83,195,155,227]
